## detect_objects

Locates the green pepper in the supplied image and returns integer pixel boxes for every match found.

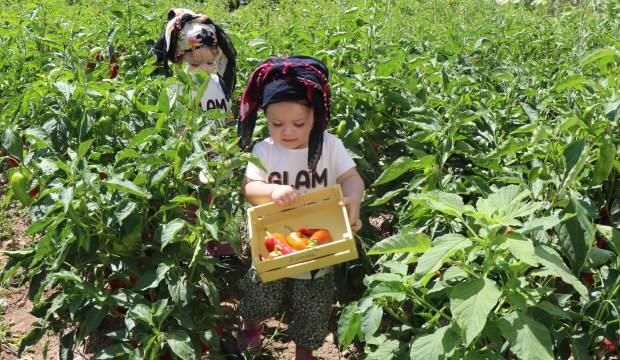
[592,140,616,185]
[95,116,114,136]
[10,170,32,206]
[174,142,189,177]
[112,214,143,255]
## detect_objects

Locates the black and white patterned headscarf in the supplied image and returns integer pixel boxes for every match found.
[151,9,236,99]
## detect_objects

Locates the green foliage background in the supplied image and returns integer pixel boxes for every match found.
[1,0,618,359]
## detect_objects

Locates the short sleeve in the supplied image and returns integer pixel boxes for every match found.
[245,143,268,181]
[332,136,356,178]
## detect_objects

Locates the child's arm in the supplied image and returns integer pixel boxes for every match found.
[243,178,300,206]
[337,168,365,232]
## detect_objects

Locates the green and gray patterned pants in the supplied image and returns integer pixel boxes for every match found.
[238,268,335,350]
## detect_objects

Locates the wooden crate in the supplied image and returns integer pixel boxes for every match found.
[247,185,358,282]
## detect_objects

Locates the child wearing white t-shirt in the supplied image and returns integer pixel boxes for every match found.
[151,8,236,114]
[152,9,238,256]
[237,56,365,360]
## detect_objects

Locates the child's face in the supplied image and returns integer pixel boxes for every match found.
[265,101,314,150]
[181,47,219,74]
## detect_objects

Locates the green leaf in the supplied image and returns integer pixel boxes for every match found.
[161,219,187,249]
[170,196,199,205]
[54,81,76,101]
[93,343,134,359]
[591,140,616,185]
[77,139,94,159]
[604,99,620,121]
[534,245,588,301]
[367,282,408,301]
[409,325,459,360]
[36,158,59,175]
[554,75,591,92]
[338,302,362,348]
[370,188,405,206]
[535,301,571,320]
[449,277,501,345]
[60,330,76,360]
[587,247,614,267]
[498,312,553,360]
[504,237,538,267]
[414,234,472,280]
[166,329,194,360]
[361,305,383,339]
[60,187,74,214]
[129,128,159,148]
[18,328,44,356]
[519,214,563,235]
[157,88,170,114]
[562,140,588,188]
[372,157,416,185]
[23,127,52,148]
[168,276,189,306]
[51,271,82,283]
[579,47,620,67]
[373,156,434,186]
[407,191,474,218]
[555,198,594,274]
[564,140,586,175]
[368,232,430,255]
[114,202,136,223]
[476,185,539,224]
[521,103,539,123]
[134,262,172,291]
[77,305,107,342]
[151,166,171,186]
[596,224,620,255]
[117,149,140,161]
[365,339,406,360]
[104,178,150,199]
[128,304,153,326]
[2,127,22,160]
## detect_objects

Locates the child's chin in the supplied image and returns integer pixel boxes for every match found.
[279,141,306,149]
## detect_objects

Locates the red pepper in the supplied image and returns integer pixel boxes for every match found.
[582,272,594,288]
[299,227,321,237]
[603,338,616,352]
[264,231,294,255]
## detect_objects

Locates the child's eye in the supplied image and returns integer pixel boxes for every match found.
[294,123,305,128]
[271,123,282,127]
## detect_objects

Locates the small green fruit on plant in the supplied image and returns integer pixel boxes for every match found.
[10,169,32,206]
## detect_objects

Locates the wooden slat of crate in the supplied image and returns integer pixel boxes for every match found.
[258,248,359,283]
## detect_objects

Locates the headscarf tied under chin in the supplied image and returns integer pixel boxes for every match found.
[151,8,237,99]
[238,56,331,171]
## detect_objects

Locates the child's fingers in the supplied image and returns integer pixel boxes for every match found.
[351,219,362,232]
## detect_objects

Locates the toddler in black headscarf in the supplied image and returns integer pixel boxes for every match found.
[237,56,365,360]
[152,8,236,113]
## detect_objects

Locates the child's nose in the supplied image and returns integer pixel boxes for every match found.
[282,125,294,136]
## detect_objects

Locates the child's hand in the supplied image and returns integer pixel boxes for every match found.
[271,185,299,206]
[340,197,362,232]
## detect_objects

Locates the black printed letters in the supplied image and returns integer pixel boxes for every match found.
[268,168,328,189]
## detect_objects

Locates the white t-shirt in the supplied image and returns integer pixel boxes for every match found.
[171,74,231,113]
[198,74,231,113]
[246,132,356,279]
